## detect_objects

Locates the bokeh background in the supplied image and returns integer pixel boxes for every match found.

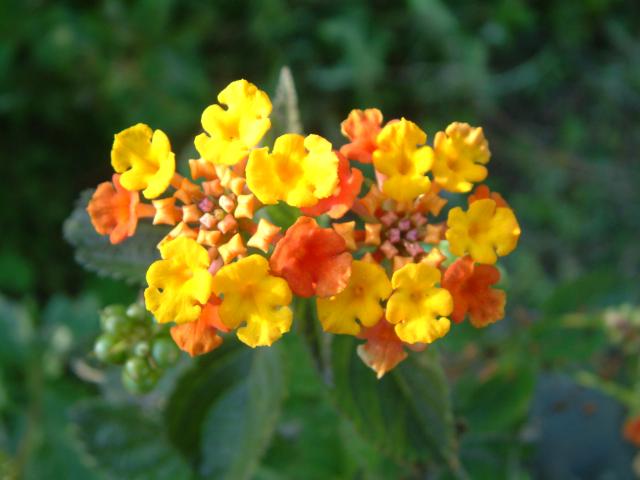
[1,1,639,478]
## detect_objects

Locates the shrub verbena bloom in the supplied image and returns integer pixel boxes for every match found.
[85,78,521,377]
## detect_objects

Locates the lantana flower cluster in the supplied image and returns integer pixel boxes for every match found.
[87,79,521,378]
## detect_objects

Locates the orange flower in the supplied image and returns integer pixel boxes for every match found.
[357,317,408,379]
[169,300,229,357]
[624,417,640,447]
[339,108,383,164]
[468,184,508,208]
[87,174,143,244]
[301,153,363,219]
[442,256,505,327]
[270,216,352,298]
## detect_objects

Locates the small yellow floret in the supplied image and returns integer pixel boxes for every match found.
[432,122,490,193]
[212,255,292,347]
[373,119,433,203]
[111,123,176,199]
[195,79,272,166]
[144,237,212,324]
[317,260,392,335]
[246,133,339,207]
[446,198,520,264]
[386,263,452,344]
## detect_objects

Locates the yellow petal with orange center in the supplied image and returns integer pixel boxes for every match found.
[446,198,521,264]
[372,118,433,203]
[111,123,176,199]
[144,237,213,324]
[432,122,490,193]
[212,255,292,347]
[317,260,391,335]
[195,79,272,166]
[246,133,339,207]
[386,263,452,344]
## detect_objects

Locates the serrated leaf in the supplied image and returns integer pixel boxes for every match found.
[257,335,407,480]
[63,190,167,284]
[328,335,457,471]
[165,340,285,480]
[71,400,192,480]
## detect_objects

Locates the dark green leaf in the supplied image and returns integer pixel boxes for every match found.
[257,335,407,480]
[25,382,101,480]
[165,339,286,480]
[63,190,167,285]
[71,400,192,480]
[328,335,457,470]
[456,364,535,433]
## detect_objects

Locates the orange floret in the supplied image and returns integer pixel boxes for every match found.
[301,153,363,219]
[339,108,383,164]
[442,256,506,327]
[332,221,356,250]
[270,216,352,298]
[357,317,408,378]
[189,158,217,181]
[468,184,509,208]
[170,300,228,357]
[415,183,448,216]
[152,197,181,226]
[624,417,640,447]
[87,174,141,244]
[247,218,281,252]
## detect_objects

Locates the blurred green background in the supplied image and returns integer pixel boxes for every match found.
[1,0,640,479]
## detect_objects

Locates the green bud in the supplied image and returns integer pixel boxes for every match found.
[94,334,127,364]
[133,341,150,358]
[124,357,152,382]
[101,314,133,337]
[126,303,148,322]
[121,369,158,394]
[152,337,180,368]
[101,305,126,319]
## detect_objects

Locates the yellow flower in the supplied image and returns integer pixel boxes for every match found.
[212,255,292,347]
[386,263,452,344]
[111,123,176,199]
[372,118,432,203]
[446,198,521,264]
[246,133,339,208]
[432,122,490,193]
[194,79,272,166]
[144,237,213,324]
[317,260,391,335]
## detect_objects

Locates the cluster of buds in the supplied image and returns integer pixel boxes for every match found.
[94,303,180,393]
[85,79,521,379]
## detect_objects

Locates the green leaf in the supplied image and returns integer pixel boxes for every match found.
[328,335,458,471]
[255,335,400,480]
[71,400,192,480]
[455,364,535,433]
[24,382,102,480]
[63,190,168,285]
[0,295,34,365]
[165,339,286,480]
